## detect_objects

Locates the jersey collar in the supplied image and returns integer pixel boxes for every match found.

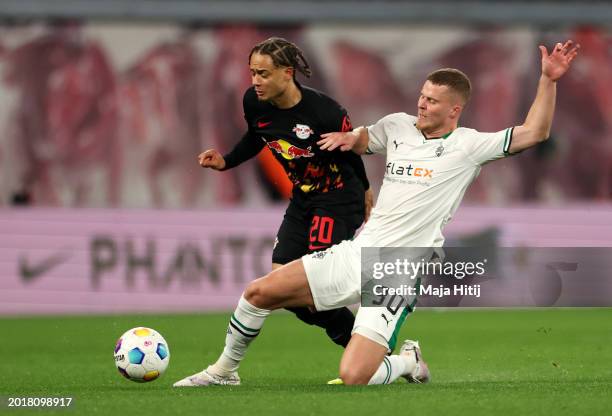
[414,123,454,141]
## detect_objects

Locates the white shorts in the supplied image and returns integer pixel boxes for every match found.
[302,240,361,311]
[302,241,416,351]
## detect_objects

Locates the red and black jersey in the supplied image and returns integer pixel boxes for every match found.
[223,84,369,194]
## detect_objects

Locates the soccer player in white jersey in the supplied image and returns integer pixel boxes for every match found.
[174,40,579,386]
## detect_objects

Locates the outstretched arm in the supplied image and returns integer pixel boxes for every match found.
[317,126,370,155]
[509,40,580,154]
[198,131,265,171]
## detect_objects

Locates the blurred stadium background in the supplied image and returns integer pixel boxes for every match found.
[0,0,611,314]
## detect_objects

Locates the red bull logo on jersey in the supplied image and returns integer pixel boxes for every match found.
[386,162,433,178]
[267,139,315,160]
[292,124,314,139]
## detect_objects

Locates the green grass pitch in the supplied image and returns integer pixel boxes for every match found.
[1,308,611,415]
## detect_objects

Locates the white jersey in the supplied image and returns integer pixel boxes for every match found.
[355,112,513,248]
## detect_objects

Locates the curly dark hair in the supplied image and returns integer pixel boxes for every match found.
[249,37,312,79]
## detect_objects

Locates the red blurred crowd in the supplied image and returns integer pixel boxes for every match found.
[0,23,610,207]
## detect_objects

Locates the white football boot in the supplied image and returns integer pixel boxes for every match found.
[399,340,431,383]
[173,365,240,387]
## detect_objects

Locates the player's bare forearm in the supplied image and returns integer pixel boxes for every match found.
[510,76,556,152]
[318,126,369,155]
[351,127,370,155]
[510,40,579,154]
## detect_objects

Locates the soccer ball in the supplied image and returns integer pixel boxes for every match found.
[114,327,170,382]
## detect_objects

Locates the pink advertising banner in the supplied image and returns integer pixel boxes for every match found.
[1,205,611,315]
[0,207,281,315]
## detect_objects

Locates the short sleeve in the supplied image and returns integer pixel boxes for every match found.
[319,94,352,134]
[366,113,400,155]
[462,127,514,165]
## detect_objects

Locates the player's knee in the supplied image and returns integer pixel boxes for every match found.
[244,274,279,309]
[244,279,269,308]
[339,365,372,386]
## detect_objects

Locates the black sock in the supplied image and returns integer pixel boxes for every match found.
[286,307,355,348]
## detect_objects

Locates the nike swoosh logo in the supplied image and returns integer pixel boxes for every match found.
[257,121,272,128]
[19,252,71,283]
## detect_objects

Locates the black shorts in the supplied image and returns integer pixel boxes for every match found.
[272,179,365,265]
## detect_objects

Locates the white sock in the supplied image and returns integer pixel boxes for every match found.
[211,295,271,375]
[367,354,416,385]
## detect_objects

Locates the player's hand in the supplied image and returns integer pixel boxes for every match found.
[198,149,226,170]
[364,188,374,223]
[540,40,580,82]
[317,131,358,152]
